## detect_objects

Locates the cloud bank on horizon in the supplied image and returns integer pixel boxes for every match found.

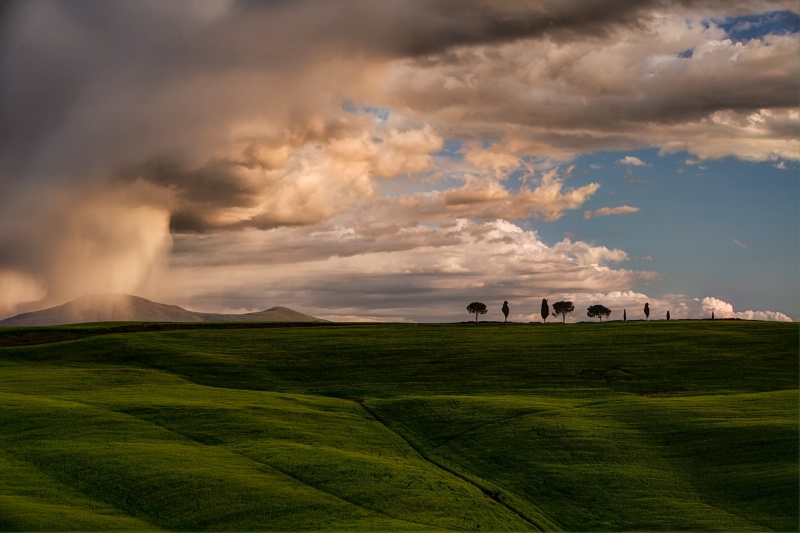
[0,0,797,322]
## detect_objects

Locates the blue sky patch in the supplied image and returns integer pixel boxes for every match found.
[434,139,465,160]
[341,101,390,121]
[710,10,799,42]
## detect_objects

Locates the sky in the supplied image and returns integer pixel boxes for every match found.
[0,0,798,323]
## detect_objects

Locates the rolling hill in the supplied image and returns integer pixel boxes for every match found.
[0,293,326,326]
[0,321,796,531]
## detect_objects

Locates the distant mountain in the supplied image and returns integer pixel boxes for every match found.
[0,294,327,327]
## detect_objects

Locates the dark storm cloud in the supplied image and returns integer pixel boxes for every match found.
[127,158,264,232]
[2,0,794,178]
[232,0,792,58]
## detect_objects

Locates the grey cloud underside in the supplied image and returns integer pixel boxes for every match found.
[396,42,798,134]
[170,227,464,265]
[234,0,796,57]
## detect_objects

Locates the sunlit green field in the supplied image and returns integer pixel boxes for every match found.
[0,321,797,531]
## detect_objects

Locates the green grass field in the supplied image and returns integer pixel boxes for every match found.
[0,321,797,531]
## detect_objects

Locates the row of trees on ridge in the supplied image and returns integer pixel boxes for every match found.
[467,300,666,323]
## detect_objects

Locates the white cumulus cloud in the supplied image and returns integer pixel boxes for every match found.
[160,218,656,323]
[620,156,649,167]
[698,296,792,322]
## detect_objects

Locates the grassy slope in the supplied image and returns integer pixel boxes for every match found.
[0,321,796,531]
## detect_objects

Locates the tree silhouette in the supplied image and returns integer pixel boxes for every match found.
[501,301,509,323]
[666,310,671,321]
[644,302,650,320]
[467,302,488,322]
[623,309,627,322]
[552,301,574,323]
[541,299,549,323]
[587,304,611,321]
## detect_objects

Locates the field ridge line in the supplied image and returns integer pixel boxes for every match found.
[431,400,615,452]
[118,409,446,531]
[262,457,453,531]
[0,447,164,531]
[357,400,546,532]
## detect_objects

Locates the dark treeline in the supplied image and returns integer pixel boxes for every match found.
[468,300,689,323]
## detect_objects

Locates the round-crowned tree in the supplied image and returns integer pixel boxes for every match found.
[587,304,611,321]
[501,301,510,322]
[467,302,488,322]
[552,301,574,323]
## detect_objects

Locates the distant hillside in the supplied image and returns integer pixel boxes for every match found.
[0,294,327,326]
[203,306,329,323]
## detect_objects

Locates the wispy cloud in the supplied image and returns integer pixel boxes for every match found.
[733,238,748,249]
[584,206,641,219]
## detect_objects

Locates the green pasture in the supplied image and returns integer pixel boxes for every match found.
[0,321,797,531]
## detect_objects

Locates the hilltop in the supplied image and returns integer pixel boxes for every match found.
[0,293,326,326]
